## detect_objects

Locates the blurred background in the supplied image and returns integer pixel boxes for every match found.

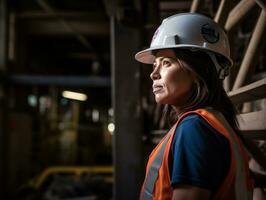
[0,0,265,200]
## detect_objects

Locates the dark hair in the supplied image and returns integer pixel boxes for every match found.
[163,49,241,137]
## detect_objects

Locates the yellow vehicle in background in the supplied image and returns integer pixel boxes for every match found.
[15,166,113,200]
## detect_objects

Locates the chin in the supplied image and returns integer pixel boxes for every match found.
[155,96,168,105]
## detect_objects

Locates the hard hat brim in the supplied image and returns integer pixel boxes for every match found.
[135,45,184,64]
[135,45,233,67]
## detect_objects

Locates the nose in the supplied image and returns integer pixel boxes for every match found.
[150,65,160,80]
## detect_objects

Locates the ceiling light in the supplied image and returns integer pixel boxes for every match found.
[62,91,87,101]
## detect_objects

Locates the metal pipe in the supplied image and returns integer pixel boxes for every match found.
[233,10,266,90]
[9,75,111,87]
[190,0,202,13]
[225,0,257,31]
[215,0,232,26]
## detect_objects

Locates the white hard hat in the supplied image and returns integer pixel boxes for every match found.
[135,13,233,79]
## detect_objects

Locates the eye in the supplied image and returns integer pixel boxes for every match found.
[162,59,171,66]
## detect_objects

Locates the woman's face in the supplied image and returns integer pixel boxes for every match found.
[150,49,194,108]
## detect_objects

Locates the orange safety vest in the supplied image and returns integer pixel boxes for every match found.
[140,108,254,200]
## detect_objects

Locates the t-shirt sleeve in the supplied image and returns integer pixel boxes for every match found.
[170,114,230,192]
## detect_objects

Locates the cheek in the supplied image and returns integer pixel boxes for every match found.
[167,72,193,96]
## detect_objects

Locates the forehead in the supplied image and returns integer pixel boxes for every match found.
[155,49,176,57]
[154,49,176,60]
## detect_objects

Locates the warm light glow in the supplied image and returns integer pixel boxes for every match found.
[108,108,114,117]
[62,91,87,101]
[92,109,99,122]
[108,123,115,134]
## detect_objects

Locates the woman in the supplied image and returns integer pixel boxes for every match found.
[135,13,253,200]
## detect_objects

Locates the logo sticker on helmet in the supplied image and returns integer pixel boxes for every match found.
[201,23,219,43]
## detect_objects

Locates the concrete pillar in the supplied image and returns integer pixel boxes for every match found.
[111,16,143,200]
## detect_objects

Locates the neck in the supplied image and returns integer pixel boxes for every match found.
[172,106,183,117]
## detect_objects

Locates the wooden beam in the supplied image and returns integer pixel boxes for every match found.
[228,78,266,104]
[190,0,202,13]
[214,0,233,26]
[245,139,266,171]
[238,110,266,130]
[242,130,266,140]
[255,0,266,9]
[68,52,98,60]
[22,20,109,36]
[232,10,266,90]
[9,75,111,87]
[103,0,117,17]
[35,0,101,50]
[159,1,191,11]
[251,171,266,188]
[225,0,257,31]
[17,11,107,20]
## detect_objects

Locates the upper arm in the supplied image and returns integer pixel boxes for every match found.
[172,185,211,200]
[170,115,230,195]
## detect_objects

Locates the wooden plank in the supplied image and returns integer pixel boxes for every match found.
[238,110,266,130]
[228,78,266,104]
[241,130,266,140]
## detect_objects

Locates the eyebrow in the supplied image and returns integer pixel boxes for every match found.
[154,56,176,63]
[154,57,163,62]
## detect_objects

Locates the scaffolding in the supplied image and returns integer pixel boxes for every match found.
[193,0,266,198]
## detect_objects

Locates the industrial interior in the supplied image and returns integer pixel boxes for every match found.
[0,0,265,199]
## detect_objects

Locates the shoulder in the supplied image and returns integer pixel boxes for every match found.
[178,113,212,130]
[172,113,229,152]
[174,113,217,138]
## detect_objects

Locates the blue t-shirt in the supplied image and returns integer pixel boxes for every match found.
[169,114,230,194]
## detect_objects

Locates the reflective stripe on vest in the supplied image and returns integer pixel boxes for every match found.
[141,129,173,200]
[140,108,253,200]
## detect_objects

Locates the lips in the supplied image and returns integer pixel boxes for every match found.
[153,84,163,93]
